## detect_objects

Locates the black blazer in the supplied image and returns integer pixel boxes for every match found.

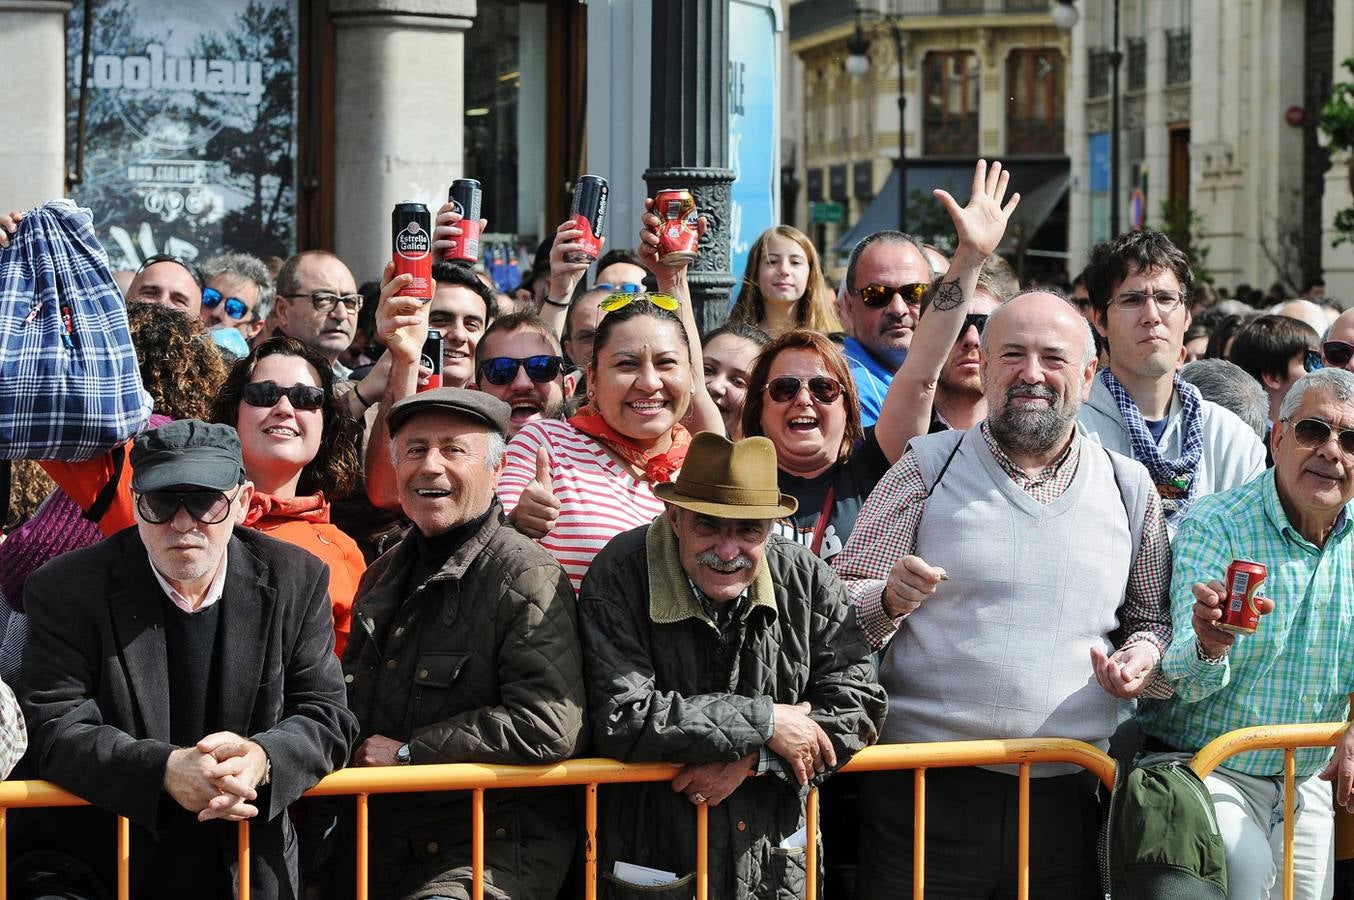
[18,525,358,900]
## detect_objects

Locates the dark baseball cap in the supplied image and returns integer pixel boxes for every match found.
[387,387,512,437]
[130,420,245,493]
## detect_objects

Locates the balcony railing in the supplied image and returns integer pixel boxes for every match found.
[924,114,980,156]
[1088,47,1110,98]
[1166,29,1192,84]
[1126,37,1146,91]
[1006,116,1065,155]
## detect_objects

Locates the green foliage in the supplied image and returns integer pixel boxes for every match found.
[905,188,955,250]
[1159,197,1214,285]
[1319,57,1354,247]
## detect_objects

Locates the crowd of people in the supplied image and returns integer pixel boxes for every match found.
[0,154,1351,900]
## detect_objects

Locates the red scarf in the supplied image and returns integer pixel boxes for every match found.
[243,491,331,529]
[567,406,691,484]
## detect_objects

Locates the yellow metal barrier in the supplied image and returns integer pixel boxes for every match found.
[1189,722,1348,900]
[0,739,1118,900]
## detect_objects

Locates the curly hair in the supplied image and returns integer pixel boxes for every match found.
[127,301,228,420]
[729,226,841,334]
[741,328,863,464]
[209,337,363,499]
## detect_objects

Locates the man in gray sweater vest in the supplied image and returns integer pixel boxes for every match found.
[835,290,1174,899]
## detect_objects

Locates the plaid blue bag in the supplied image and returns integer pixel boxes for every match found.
[0,201,152,460]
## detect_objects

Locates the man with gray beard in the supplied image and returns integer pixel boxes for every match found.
[834,289,1173,899]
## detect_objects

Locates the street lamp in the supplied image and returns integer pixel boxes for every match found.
[843,6,907,233]
[1055,0,1122,237]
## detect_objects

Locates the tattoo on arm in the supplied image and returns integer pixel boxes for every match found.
[931,280,963,311]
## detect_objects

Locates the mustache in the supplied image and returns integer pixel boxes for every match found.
[695,552,754,573]
[1005,382,1058,403]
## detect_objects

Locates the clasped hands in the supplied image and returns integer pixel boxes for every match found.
[163,731,270,822]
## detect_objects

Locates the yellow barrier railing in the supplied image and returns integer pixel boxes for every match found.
[1189,722,1348,900]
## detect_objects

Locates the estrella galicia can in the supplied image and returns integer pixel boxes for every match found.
[392,201,433,300]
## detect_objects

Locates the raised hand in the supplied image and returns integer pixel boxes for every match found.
[547,218,597,302]
[374,260,429,366]
[0,210,22,249]
[431,200,488,259]
[638,198,707,287]
[932,159,1020,261]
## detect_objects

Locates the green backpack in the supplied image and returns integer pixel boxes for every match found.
[1101,758,1227,899]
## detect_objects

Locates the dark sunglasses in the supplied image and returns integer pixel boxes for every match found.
[593,282,642,294]
[856,282,928,309]
[963,313,988,335]
[765,375,843,404]
[478,355,565,386]
[202,287,249,320]
[136,488,239,525]
[241,380,326,410]
[1323,341,1354,367]
[1304,349,1324,373]
[1288,417,1354,455]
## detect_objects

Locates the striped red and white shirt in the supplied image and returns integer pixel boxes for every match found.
[498,419,667,592]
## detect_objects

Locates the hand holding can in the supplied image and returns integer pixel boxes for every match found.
[1217,560,1267,635]
[443,179,483,264]
[566,175,608,264]
[653,188,700,265]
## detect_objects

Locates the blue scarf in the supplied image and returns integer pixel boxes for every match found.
[1099,368,1204,522]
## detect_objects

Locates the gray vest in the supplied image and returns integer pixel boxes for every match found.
[880,425,1150,771]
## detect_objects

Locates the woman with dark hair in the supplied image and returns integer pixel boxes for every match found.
[728,225,841,337]
[209,337,366,654]
[702,320,770,438]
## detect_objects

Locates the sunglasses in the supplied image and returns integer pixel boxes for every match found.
[1323,341,1354,367]
[962,313,988,335]
[594,282,643,294]
[136,487,240,525]
[599,291,680,314]
[202,287,249,320]
[1287,417,1354,455]
[1304,349,1324,373]
[765,375,844,404]
[478,355,565,386]
[856,282,928,309]
[242,380,326,411]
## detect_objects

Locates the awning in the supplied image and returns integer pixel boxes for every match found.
[831,158,1070,257]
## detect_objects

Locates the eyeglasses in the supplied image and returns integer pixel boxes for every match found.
[961,313,988,335]
[202,287,249,320]
[594,282,643,294]
[1304,349,1324,373]
[136,487,240,525]
[1323,341,1354,367]
[478,355,565,386]
[1109,290,1185,312]
[765,375,844,404]
[599,291,681,313]
[1286,417,1354,455]
[242,380,326,410]
[284,291,364,315]
[855,282,928,309]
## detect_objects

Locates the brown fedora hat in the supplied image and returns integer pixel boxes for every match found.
[653,433,798,520]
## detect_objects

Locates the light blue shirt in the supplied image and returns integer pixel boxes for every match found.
[842,337,897,428]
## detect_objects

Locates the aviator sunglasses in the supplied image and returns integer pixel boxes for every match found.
[765,375,844,404]
[478,355,566,386]
[1286,417,1354,456]
[202,287,249,320]
[241,380,326,411]
[136,487,240,525]
[599,291,681,314]
[856,282,928,309]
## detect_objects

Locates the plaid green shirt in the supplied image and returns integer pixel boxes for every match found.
[1137,468,1354,776]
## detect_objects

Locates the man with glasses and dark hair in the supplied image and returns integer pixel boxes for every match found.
[1079,229,1264,530]
[1136,366,1354,900]
[199,252,274,344]
[128,253,206,317]
[472,311,578,436]
[18,419,356,899]
[840,229,933,426]
[274,250,364,378]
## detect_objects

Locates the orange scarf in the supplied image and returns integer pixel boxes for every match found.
[567,406,691,484]
[243,491,331,529]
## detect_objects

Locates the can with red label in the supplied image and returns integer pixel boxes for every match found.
[1218,559,1266,634]
[654,188,700,265]
[566,175,608,263]
[444,179,482,265]
[417,329,443,393]
[392,202,433,300]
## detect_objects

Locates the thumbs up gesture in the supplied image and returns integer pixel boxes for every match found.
[509,446,561,540]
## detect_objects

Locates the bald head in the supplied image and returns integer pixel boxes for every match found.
[1324,309,1354,372]
[1274,299,1327,336]
[981,290,1097,368]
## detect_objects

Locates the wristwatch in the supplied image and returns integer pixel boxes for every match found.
[396,743,412,765]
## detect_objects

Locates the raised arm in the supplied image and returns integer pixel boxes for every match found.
[363,262,429,513]
[874,160,1020,463]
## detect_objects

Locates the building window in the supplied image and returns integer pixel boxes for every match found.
[1006,49,1064,155]
[1166,29,1191,84]
[1088,47,1110,99]
[923,50,979,157]
[1126,37,1146,91]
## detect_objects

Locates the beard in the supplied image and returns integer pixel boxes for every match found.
[987,382,1077,456]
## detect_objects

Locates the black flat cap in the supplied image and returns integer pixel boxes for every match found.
[130,420,245,492]
[387,387,512,437]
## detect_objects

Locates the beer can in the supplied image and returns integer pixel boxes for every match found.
[1218,559,1266,634]
[444,179,482,265]
[654,188,700,265]
[392,202,433,301]
[566,175,608,263]
[418,329,444,393]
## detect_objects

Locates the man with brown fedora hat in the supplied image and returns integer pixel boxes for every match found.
[578,432,887,899]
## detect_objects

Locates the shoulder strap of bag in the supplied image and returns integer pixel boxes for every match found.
[82,445,125,524]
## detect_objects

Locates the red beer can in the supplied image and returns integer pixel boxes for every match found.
[418,329,443,393]
[1218,559,1266,634]
[392,202,433,300]
[654,188,699,265]
[566,175,608,263]
[444,179,482,265]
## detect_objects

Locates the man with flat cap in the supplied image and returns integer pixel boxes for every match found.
[578,432,886,899]
[17,419,357,900]
[341,387,585,900]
